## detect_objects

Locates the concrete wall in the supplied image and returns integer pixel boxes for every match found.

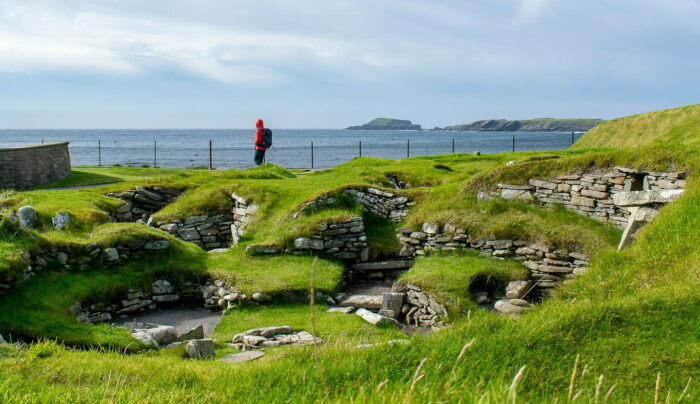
[0,142,71,190]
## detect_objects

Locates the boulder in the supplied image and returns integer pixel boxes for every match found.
[185,339,215,359]
[51,212,70,230]
[142,325,178,346]
[378,292,405,319]
[220,351,265,364]
[17,206,38,229]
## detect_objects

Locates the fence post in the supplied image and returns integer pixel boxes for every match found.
[452,138,455,154]
[512,134,515,152]
[98,139,101,167]
[311,142,314,169]
[406,139,410,158]
[154,141,157,168]
[571,131,575,145]
[209,140,213,170]
[359,141,362,157]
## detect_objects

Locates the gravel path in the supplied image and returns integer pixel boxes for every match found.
[123,308,223,337]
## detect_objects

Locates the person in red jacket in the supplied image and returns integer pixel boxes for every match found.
[253,118,267,165]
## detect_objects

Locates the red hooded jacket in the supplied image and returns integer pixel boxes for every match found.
[254,119,267,150]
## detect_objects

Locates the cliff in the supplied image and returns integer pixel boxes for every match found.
[443,118,603,132]
[347,118,422,130]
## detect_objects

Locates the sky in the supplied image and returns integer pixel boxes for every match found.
[0,0,698,129]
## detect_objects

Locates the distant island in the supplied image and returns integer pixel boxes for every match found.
[437,118,604,132]
[347,118,422,130]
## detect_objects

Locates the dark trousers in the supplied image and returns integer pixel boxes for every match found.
[254,149,266,165]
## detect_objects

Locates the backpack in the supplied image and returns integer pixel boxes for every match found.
[262,128,273,148]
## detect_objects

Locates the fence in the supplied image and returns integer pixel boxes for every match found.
[12,131,586,170]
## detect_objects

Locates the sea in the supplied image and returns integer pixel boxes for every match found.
[0,129,584,169]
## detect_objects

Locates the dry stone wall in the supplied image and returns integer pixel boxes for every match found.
[343,188,412,222]
[0,142,71,190]
[495,167,686,229]
[110,186,184,224]
[396,223,589,294]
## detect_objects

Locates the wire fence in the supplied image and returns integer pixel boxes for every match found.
[10,130,586,169]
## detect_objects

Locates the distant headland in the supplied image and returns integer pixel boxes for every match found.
[346,118,422,130]
[436,118,604,132]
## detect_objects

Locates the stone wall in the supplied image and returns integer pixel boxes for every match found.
[0,142,71,190]
[396,223,589,294]
[110,188,259,252]
[110,186,184,224]
[392,282,448,328]
[298,187,412,222]
[343,188,412,222]
[248,216,369,262]
[0,236,171,292]
[495,167,686,229]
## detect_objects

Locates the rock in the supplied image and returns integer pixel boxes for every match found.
[505,280,533,299]
[477,191,494,201]
[132,331,158,347]
[178,325,205,341]
[51,212,70,230]
[472,151,481,156]
[379,292,405,319]
[245,245,279,255]
[422,222,439,234]
[612,189,684,207]
[185,339,215,359]
[152,280,174,295]
[144,240,170,250]
[152,294,180,303]
[251,292,272,302]
[473,291,490,304]
[618,206,659,250]
[355,308,400,327]
[17,206,38,229]
[103,248,119,262]
[142,325,178,346]
[500,189,534,201]
[294,237,324,250]
[220,351,265,364]
[339,295,383,310]
[327,306,354,313]
[177,228,201,241]
[209,248,230,253]
[494,299,531,315]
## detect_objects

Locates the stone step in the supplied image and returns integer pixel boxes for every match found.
[351,260,414,272]
[338,294,383,310]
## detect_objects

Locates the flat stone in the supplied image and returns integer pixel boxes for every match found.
[352,261,413,271]
[355,308,400,327]
[339,295,383,310]
[220,351,265,364]
[327,306,355,313]
[177,228,201,241]
[612,189,684,207]
[529,179,557,190]
[494,299,530,315]
[618,206,660,250]
[294,237,324,250]
[422,223,440,234]
[501,189,534,200]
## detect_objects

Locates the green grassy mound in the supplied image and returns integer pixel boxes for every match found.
[573,103,700,149]
[0,142,699,401]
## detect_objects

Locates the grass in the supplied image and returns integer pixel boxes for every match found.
[399,252,528,314]
[573,103,700,149]
[1,125,700,402]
